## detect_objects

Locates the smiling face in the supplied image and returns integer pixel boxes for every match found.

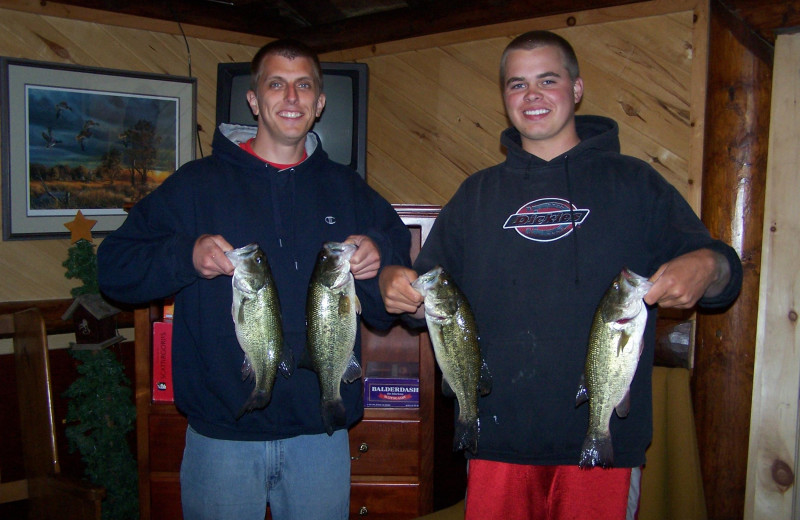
[502,45,583,161]
[247,53,326,159]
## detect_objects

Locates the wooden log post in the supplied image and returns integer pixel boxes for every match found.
[692,1,772,518]
[744,31,800,520]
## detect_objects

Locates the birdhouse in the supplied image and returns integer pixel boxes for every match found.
[61,293,121,346]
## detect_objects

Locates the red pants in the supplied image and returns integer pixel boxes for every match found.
[465,459,632,520]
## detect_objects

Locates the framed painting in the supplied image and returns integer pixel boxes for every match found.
[1,57,196,240]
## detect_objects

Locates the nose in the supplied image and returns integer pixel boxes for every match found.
[285,84,298,102]
[524,86,542,102]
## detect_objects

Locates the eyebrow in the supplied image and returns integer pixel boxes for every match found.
[265,75,315,84]
[505,71,562,87]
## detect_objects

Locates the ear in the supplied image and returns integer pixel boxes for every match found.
[246,90,259,116]
[315,93,326,118]
[573,78,584,104]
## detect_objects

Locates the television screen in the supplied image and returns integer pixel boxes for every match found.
[216,61,368,179]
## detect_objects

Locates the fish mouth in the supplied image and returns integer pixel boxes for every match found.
[621,267,653,292]
[411,265,443,294]
[323,241,357,260]
[225,243,260,266]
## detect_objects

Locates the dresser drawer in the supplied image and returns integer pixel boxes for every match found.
[349,419,419,476]
[149,474,182,520]
[350,479,420,519]
[149,413,188,472]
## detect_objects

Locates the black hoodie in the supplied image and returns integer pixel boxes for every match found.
[414,115,742,467]
[98,124,411,440]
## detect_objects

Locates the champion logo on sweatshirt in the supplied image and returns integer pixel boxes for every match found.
[503,198,589,242]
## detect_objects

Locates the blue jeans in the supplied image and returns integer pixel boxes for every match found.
[180,426,351,520]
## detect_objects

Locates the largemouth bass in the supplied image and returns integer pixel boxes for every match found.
[576,267,653,468]
[305,241,362,435]
[412,266,491,455]
[226,243,293,419]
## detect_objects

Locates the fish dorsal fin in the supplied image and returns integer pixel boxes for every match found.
[341,353,362,383]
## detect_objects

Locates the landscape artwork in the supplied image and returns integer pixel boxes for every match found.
[26,86,178,216]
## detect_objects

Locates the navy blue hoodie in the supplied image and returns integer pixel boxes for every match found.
[413,115,742,467]
[98,124,411,440]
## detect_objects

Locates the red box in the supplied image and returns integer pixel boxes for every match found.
[152,320,174,403]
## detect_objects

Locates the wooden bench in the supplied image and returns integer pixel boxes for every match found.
[0,308,105,519]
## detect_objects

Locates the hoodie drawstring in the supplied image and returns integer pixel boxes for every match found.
[269,166,300,271]
[564,155,581,285]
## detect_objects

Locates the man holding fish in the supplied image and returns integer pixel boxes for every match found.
[380,30,742,519]
[98,39,410,520]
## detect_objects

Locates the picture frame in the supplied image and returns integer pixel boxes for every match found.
[1,57,196,240]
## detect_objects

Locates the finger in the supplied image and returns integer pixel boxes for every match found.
[353,266,379,280]
[214,251,235,276]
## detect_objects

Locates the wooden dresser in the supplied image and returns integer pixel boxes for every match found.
[133,205,439,519]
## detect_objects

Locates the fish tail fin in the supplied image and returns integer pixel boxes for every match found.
[453,417,480,455]
[578,432,614,469]
[235,389,271,420]
[321,398,347,436]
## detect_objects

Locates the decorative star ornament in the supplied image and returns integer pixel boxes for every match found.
[64,210,98,243]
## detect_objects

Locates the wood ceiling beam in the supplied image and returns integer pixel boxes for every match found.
[282,0,345,26]
[288,0,647,52]
[39,0,299,35]
[718,0,800,44]
[35,0,648,52]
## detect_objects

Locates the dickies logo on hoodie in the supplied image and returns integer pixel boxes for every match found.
[503,198,590,242]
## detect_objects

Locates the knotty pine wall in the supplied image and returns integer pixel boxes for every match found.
[0,0,705,305]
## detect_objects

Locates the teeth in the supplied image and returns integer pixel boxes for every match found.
[525,109,549,116]
[280,111,302,118]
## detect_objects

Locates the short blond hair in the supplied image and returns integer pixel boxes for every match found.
[500,31,580,84]
[250,39,324,94]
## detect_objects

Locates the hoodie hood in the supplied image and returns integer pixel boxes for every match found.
[216,123,323,170]
[212,124,330,274]
[500,115,621,168]
[497,115,620,286]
